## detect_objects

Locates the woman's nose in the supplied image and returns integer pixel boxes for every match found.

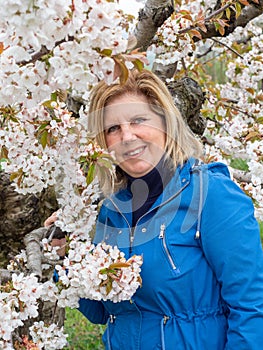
[121,124,136,142]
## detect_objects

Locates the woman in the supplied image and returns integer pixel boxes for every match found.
[46,69,263,349]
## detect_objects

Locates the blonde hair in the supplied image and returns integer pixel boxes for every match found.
[88,69,203,193]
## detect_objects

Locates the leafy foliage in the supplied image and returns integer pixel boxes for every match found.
[64,308,105,350]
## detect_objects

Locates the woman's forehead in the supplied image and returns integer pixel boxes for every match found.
[106,92,148,106]
[104,94,152,121]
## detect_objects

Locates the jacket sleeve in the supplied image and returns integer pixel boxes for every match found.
[200,164,263,350]
[78,298,109,324]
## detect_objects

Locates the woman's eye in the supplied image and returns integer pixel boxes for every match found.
[106,125,120,134]
[131,117,147,125]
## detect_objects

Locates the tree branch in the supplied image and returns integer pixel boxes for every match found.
[134,0,174,51]
[19,36,74,66]
[0,268,12,284]
[199,0,263,40]
[23,227,48,279]
[232,169,252,183]
[149,1,263,80]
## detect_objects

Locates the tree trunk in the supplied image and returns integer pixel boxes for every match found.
[0,172,57,268]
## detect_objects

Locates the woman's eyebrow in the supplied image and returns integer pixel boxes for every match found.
[104,113,147,127]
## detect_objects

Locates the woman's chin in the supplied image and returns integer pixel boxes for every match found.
[120,160,155,177]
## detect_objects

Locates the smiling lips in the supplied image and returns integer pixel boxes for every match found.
[123,146,146,158]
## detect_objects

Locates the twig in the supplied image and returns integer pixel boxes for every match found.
[19,36,74,66]
[179,3,232,35]
[181,58,188,74]
[51,300,59,325]
[221,101,254,118]
[212,38,244,58]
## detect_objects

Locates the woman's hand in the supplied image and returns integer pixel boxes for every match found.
[44,212,66,257]
[44,211,58,227]
[51,237,66,257]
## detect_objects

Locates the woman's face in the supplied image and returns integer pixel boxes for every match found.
[104,93,166,178]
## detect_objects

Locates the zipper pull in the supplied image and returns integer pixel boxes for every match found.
[159,224,165,239]
[109,314,116,323]
[195,230,200,239]
[163,315,170,325]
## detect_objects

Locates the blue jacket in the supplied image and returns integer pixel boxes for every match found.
[79,159,263,350]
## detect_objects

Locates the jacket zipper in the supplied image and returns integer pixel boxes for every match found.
[159,224,177,270]
[130,228,135,255]
[109,314,116,323]
[109,180,189,255]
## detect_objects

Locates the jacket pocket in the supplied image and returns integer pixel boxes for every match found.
[159,224,180,275]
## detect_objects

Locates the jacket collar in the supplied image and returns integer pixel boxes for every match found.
[104,158,197,214]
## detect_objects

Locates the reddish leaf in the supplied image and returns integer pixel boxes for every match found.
[113,58,129,85]
[197,22,207,33]
[238,0,250,5]
[189,29,203,39]
[109,262,131,269]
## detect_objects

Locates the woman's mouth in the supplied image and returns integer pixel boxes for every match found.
[124,146,146,158]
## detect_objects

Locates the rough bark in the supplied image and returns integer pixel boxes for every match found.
[0,268,12,284]
[0,172,58,268]
[24,227,49,279]
[134,0,174,51]
[167,77,207,136]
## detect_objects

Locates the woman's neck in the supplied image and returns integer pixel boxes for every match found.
[126,157,174,226]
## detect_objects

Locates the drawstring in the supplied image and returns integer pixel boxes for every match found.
[195,164,203,240]
[106,325,112,350]
[161,315,169,350]
[193,160,203,240]
[106,315,115,350]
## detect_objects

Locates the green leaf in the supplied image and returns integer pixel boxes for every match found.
[86,164,95,185]
[230,158,249,171]
[39,129,48,148]
[235,2,242,18]
[37,122,50,131]
[106,280,112,295]
[97,157,113,169]
[51,92,58,101]
[100,48,113,57]
[226,8,231,20]
[42,100,55,109]
[132,58,144,72]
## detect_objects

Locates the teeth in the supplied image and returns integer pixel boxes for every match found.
[126,147,144,156]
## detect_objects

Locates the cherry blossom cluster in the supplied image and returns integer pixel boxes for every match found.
[201,22,263,219]
[0,0,128,109]
[50,240,143,306]
[152,1,217,66]
[0,240,142,347]
[0,103,78,194]
[40,240,143,306]
[29,322,68,350]
[153,13,193,66]
[0,273,42,347]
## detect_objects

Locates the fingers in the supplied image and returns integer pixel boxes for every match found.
[51,237,66,257]
[44,211,57,227]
